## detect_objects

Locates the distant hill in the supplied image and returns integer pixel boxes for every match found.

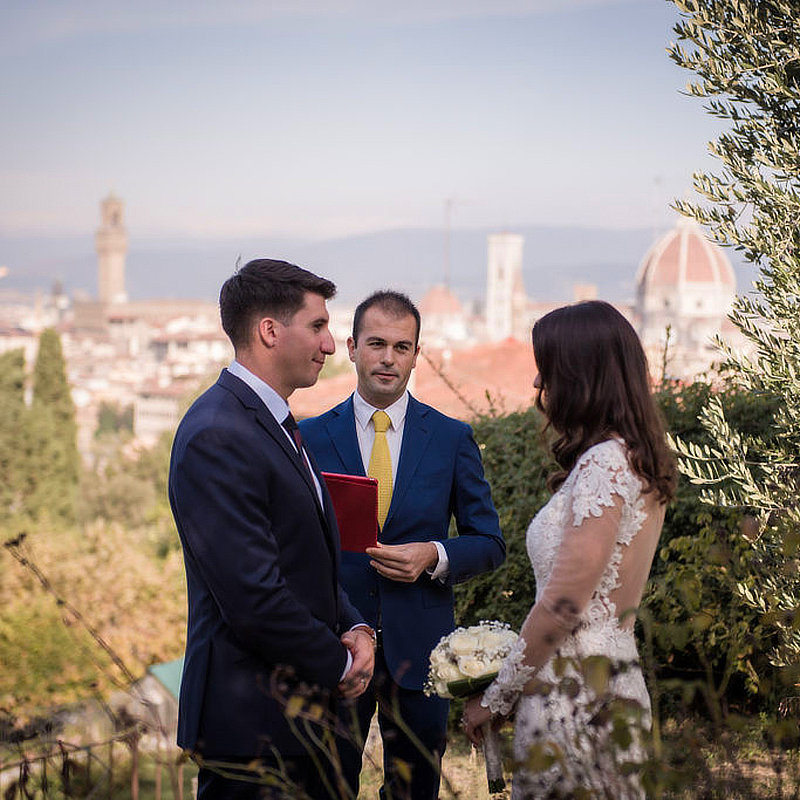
[0,226,755,306]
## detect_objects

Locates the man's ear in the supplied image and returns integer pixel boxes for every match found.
[411,344,420,369]
[257,316,279,348]
[346,336,357,363]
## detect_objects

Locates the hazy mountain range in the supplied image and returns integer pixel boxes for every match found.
[0,225,755,307]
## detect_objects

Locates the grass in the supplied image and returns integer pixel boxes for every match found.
[5,714,800,798]
[357,718,503,800]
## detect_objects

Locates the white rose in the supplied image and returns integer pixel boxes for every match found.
[475,630,499,651]
[438,661,463,682]
[457,656,489,678]
[478,628,517,655]
[448,630,479,656]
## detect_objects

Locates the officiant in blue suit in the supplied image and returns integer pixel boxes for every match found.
[300,290,505,800]
[169,260,375,800]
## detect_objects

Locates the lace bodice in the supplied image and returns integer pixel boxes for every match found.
[483,438,661,712]
[527,439,648,636]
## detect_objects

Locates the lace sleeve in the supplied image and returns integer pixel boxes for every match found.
[481,637,536,715]
[570,441,640,529]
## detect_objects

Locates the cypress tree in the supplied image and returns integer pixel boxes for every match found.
[0,348,27,524]
[27,328,80,523]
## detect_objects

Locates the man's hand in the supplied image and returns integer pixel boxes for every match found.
[338,627,375,699]
[365,542,438,583]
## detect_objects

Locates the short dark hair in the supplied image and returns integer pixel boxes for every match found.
[532,300,677,503]
[219,259,336,349]
[352,290,421,345]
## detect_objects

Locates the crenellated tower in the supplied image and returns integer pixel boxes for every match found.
[95,193,128,304]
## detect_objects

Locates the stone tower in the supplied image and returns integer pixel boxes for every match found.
[95,194,128,304]
[486,232,525,341]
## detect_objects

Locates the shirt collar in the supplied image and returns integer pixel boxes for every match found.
[228,360,290,424]
[353,389,409,432]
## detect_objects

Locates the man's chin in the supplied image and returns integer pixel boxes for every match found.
[298,372,322,389]
[369,383,404,405]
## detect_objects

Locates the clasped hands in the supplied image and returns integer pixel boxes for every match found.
[338,626,376,699]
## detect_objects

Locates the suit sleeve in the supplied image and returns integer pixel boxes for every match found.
[170,423,349,689]
[440,423,506,584]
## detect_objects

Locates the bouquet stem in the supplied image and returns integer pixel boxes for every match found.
[481,723,505,793]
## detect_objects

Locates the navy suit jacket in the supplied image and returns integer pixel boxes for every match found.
[168,369,362,759]
[300,394,505,690]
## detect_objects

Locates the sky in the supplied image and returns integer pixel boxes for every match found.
[0,0,720,241]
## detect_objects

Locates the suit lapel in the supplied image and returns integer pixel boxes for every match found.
[217,370,339,615]
[386,395,432,528]
[326,396,366,476]
[304,445,340,560]
[219,369,326,517]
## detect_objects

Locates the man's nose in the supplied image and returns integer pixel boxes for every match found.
[322,330,335,354]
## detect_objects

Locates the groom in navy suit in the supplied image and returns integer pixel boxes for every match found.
[169,259,375,799]
[300,290,505,799]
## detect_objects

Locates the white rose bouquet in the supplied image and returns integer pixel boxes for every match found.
[425,621,517,793]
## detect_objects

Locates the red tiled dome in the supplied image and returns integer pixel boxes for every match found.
[419,284,463,316]
[636,217,735,293]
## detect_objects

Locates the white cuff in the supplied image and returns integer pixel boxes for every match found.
[481,637,536,715]
[340,650,353,682]
[427,541,450,581]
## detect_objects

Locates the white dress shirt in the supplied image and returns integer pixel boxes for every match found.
[352,390,450,580]
[227,360,323,504]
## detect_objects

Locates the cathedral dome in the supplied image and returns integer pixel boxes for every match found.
[635,216,737,363]
[419,284,463,316]
[636,216,735,297]
[418,284,469,345]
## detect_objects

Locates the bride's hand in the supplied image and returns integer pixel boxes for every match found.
[462,694,493,746]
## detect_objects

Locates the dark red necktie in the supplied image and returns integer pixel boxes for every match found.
[282,413,312,478]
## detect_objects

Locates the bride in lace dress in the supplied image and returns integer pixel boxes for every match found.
[464,300,677,799]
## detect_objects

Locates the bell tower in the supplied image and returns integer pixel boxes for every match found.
[95,193,128,304]
[486,232,525,341]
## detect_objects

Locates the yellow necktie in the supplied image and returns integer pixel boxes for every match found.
[368,410,393,528]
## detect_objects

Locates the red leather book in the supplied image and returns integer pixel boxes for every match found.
[321,472,379,552]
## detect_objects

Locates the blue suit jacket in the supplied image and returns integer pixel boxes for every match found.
[169,369,362,759]
[300,394,505,690]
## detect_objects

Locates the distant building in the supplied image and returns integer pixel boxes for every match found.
[0,326,37,364]
[65,195,231,454]
[486,232,526,341]
[483,231,599,344]
[96,193,128,305]
[133,384,186,448]
[635,217,738,378]
[418,284,470,347]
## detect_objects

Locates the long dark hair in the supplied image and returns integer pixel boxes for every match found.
[532,300,676,503]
